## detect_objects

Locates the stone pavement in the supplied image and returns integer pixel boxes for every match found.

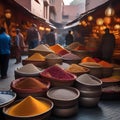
[0,56,27,91]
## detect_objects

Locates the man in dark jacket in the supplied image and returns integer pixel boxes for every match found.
[65,30,73,45]
[100,28,116,62]
[46,29,55,46]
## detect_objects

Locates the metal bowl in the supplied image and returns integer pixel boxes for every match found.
[47,87,80,117]
[75,74,102,107]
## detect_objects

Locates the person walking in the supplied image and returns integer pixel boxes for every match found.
[99,28,116,62]
[14,28,25,64]
[46,29,55,46]
[65,30,73,45]
[0,27,11,79]
[26,23,41,49]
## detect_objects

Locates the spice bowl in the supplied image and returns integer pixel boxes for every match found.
[71,50,91,59]
[3,97,54,120]
[47,87,80,117]
[79,62,103,78]
[102,67,113,78]
[62,53,81,64]
[10,77,51,98]
[75,74,102,107]
[40,73,76,87]
[14,64,41,79]
[46,58,63,67]
[40,65,77,87]
[22,60,47,68]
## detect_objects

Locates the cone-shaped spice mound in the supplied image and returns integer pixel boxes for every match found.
[7,96,51,116]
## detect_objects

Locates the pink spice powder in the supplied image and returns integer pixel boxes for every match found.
[41,65,75,80]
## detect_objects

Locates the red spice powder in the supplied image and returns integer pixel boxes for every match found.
[41,65,75,80]
[57,49,70,56]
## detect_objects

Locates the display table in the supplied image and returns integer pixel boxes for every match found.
[50,101,120,120]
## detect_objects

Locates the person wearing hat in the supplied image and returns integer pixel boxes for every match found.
[0,27,11,79]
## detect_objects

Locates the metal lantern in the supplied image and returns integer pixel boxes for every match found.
[88,16,93,21]
[105,6,115,17]
[104,17,111,25]
[96,18,103,26]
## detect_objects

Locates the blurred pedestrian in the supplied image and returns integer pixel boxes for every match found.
[46,29,55,46]
[99,28,116,62]
[74,31,84,45]
[14,28,25,64]
[26,23,41,49]
[65,30,73,45]
[41,31,47,44]
[0,27,11,79]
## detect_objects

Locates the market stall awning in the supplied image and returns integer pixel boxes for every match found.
[64,0,115,29]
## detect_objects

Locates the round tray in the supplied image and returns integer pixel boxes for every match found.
[0,91,16,108]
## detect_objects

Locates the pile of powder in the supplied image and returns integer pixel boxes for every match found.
[49,44,65,54]
[14,77,47,90]
[62,53,80,60]
[31,44,53,52]
[81,57,96,63]
[98,61,113,68]
[41,65,75,80]
[80,62,102,68]
[7,96,51,117]
[16,64,40,74]
[66,64,88,73]
[46,53,61,59]
[76,74,102,86]
[26,53,45,61]
[57,49,70,56]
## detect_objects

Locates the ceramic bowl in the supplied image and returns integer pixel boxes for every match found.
[11,77,50,98]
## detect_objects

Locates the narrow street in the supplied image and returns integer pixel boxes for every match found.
[0,56,27,91]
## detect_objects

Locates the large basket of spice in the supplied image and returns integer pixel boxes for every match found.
[65,64,90,77]
[28,44,54,56]
[45,53,63,66]
[11,77,50,98]
[22,53,46,68]
[14,64,41,79]
[40,65,77,87]
[62,53,81,64]
[3,96,54,120]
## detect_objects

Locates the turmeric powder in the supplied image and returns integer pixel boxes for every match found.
[26,53,45,61]
[66,64,88,73]
[7,96,51,117]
